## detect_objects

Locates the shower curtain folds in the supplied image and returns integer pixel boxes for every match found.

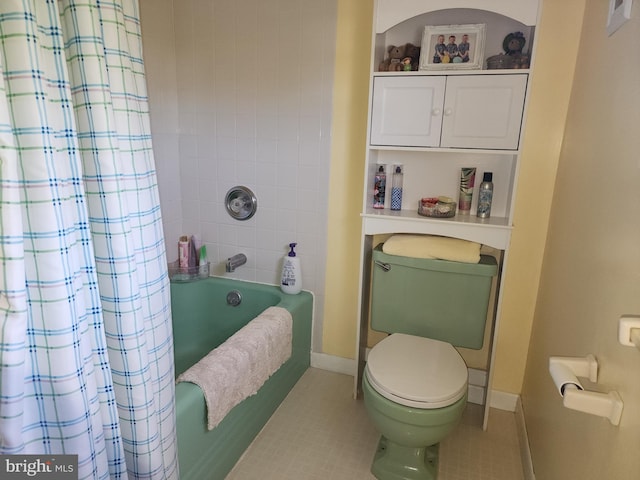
[0,1,177,478]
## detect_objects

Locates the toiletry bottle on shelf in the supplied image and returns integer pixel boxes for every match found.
[458,167,476,214]
[198,245,209,278]
[191,234,201,264]
[178,235,189,268]
[391,165,403,211]
[373,165,386,209]
[188,235,198,268]
[281,243,302,295]
[477,172,494,218]
[198,245,207,266]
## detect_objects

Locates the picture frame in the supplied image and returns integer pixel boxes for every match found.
[607,0,633,36]
[419,24,486,71]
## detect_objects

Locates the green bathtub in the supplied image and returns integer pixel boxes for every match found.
[170,277,313,479]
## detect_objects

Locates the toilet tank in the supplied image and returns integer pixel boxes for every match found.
[371,244,498,349]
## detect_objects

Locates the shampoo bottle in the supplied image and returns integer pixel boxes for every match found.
[280,243,302,295]
[476,172,494,218]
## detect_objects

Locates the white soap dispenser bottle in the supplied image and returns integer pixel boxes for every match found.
[280,243,302,294]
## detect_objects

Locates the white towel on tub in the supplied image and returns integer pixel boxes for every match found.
[177,306,292,430]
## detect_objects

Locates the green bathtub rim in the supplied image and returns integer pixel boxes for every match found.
[171,278,313,480]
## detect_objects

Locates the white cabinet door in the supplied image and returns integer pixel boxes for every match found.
[370,76,446,147]
[441,74,528,150]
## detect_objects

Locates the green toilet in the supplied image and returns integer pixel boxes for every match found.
[363,245,498,480]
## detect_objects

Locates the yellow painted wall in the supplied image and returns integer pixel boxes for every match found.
[322,0,585,398]
[491,0,586,393]
[522,0,640,476]
[322,0,373,357]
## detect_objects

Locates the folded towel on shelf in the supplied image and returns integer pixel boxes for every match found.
[382,234,481,263]
[177,306,292,430]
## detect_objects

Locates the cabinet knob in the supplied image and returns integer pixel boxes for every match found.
[432,108,442,116]
[444,108,453,116]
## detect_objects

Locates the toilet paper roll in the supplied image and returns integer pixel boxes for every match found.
[549,361,584,396]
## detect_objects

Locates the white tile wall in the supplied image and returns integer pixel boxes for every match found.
[140,0,183,249]
[140,0,337,351]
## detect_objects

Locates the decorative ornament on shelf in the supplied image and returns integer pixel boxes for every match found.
[379,43,420,72]
[486,32,530,70]
[503,31,526,55]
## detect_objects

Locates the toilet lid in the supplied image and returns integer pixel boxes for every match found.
[365,333,468,409]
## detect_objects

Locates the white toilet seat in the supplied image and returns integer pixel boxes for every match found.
[365,333,468,409]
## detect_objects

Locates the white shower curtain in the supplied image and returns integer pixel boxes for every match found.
[0,1,177,479]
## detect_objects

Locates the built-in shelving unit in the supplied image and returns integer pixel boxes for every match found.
[354,0,541,430]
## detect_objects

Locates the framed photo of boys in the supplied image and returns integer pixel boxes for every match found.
[419,24,486,71]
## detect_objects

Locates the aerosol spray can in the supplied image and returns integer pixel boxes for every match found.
[476,172,494,218]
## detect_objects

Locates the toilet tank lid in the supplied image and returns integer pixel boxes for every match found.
[366,334,468,408]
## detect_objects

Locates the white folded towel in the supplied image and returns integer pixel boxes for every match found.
[177,306,293,430]
[382,234,481,263]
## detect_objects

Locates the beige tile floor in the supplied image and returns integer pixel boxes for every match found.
[226,368,524,480]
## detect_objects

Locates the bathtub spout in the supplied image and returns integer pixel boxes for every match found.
[226,253,247,272]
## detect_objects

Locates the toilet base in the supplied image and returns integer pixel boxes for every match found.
[371,435,439,480]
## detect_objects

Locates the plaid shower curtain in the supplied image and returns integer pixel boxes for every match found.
[0,1,177,478]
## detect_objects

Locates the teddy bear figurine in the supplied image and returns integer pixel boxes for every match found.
[401,43,421,71]
[379,43,422,72]
[379,44,407,71]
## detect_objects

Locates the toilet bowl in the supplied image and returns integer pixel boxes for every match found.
[363,333,468,480]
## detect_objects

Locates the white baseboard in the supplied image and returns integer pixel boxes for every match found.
[489,390,519,411]
[516,397,535,480]
[310,352,356,376]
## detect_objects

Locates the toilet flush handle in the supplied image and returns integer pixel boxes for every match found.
[374,260,391,272]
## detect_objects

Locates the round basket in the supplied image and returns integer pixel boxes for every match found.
[418,197,457,218]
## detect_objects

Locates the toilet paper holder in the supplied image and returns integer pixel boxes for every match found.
[549,355,623,426]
